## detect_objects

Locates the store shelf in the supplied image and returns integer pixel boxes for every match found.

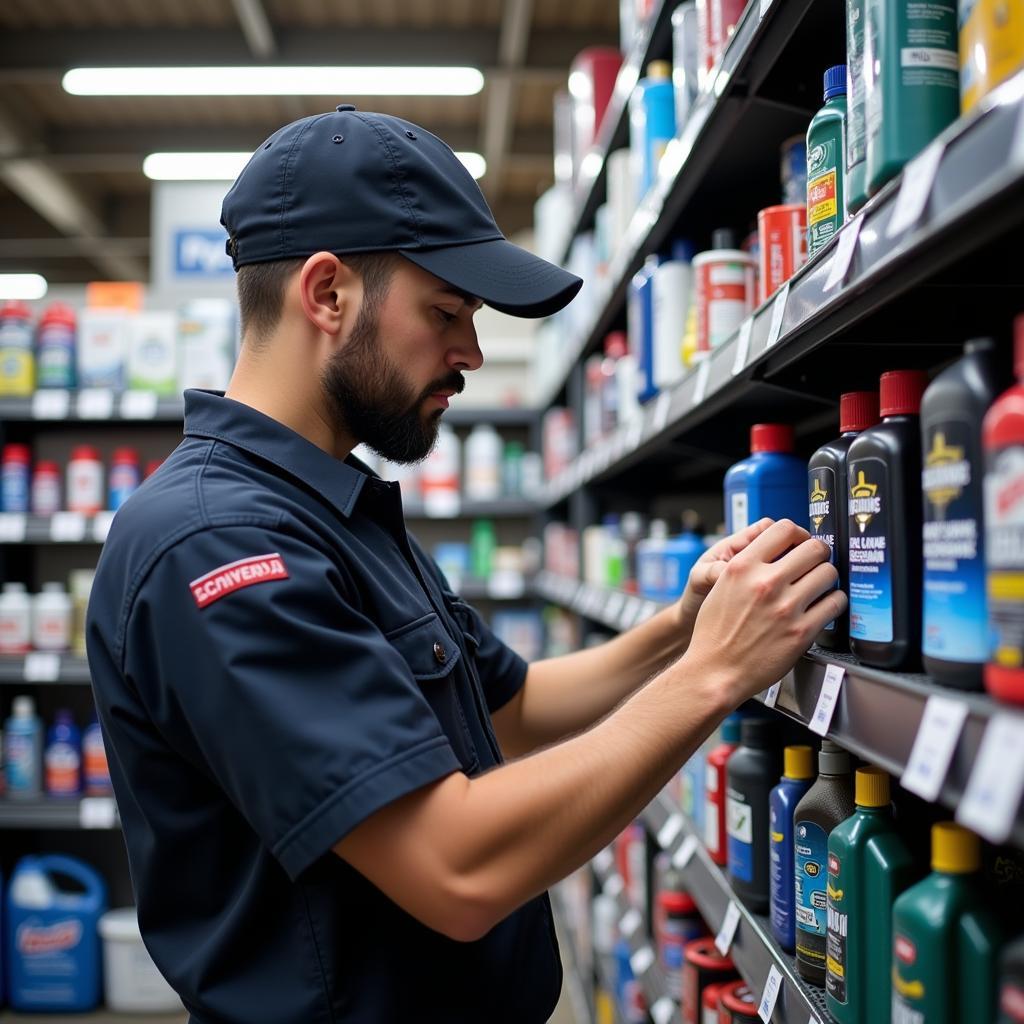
[0,796,119,830]
[0,512,114,545]
[0,1014,185,1023]
[534,571,668,630]
[0,653,91,684]
[0,391,184,422]
[402,498,538,520]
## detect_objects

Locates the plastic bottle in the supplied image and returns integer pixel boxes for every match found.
[921,339,1004,688]
[66,445,104,515]
[726,717,781,913]
[601,331,628,435]
[864,0,960,196]
[629,60,676,200]
[769,745,815,953]
[30,460,61,516]
[108,447,141,512]
[421,424,460,516]
[655,868,706,991]
[35,302,76,389]
[464,424,503,501]
[0,583,32,654]
[845,0,869,214]
[32,582,72,652]
[1,443,32,514]
[959,0,1024,114]
[82,715,113,796]
[44,709,81,797]
[794,739,855,986]
[0,301,35,397]
[998,934,1024,1024]
[806,65,848,258]
[628,255,660,405]
[985,316,1024,704]
[659,514,705,602]
[825,767,918,1024]
[653,240,695,393]
[470,518,496,580]
[891,823,1000,1024]
[717,980,759,1023]
[637,519,669,601]
[704,714,741,866]
[681,938,737,1024]
[502,441,524,497]
[672,2,700,133]
[808,391,880,648]
[847,370,929,669]
[724,423,806,533]
[4,695,43,798]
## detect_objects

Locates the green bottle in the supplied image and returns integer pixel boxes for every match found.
[471,518,496,579]
[845,0,868,214]
[806,66,848,259]
[891,822,1000,1024]
[863,0,960,196]
[825,767,918,1024]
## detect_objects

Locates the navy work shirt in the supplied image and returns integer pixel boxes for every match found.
[86,390,562,1024]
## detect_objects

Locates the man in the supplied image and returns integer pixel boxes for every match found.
[87,106,842,1024]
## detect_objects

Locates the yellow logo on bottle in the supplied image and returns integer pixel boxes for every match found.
[849,470,881,533]
[922,431,969,519]
[809,477,830,530]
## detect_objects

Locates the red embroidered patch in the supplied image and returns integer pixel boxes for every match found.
[189,553,289,609]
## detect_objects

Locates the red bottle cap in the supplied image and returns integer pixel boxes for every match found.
[720,979,757,1013]
[1015,314,1024,380]
[879,370,928,417]
[702,981,728,1011]
[0,300,32,322]
[604,331,628,359]
[839,391,880,433]
[111,447,139,465]
[657,889,697,915]
[2,444,31,463]
[144,460,163,478]
[34,460,59,475]
[38,302,76,329]
[684,937,734,970]
[750,423,794,453]
[70,445,101,462]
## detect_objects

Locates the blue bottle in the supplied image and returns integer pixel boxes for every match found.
[628,255,660,405]
[769,745,815,952]
[44,710,81,797]
[660,513,706,601]
[4,695,42,799]
[629,60,676,200]
[724,423,807,532]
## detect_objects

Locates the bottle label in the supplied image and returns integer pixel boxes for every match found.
[847,0,867,175]
[848,458,893,642]
[45,742,80,795]
[730,488,749,531]
[985,444,1024,673]
[809,466,838,632]
[825,850,848,1003]
[769,799,789,937]
[807,133,843,255]
[5,731,38,792]
[726,790,754,882]
[794,821,828,950]
[922,421,986,661]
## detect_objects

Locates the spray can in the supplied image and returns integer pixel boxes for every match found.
[806,66,848,258]
[769,745,815,953]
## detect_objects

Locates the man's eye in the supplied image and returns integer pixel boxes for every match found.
[436,309,457,325]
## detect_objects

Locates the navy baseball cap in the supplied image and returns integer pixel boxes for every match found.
[221,104,582,319]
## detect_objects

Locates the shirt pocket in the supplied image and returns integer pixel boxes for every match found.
[385,612,479,773]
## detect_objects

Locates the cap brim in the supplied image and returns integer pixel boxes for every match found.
[400,238,582,319]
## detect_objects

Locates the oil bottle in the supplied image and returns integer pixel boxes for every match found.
[769,745,815,953]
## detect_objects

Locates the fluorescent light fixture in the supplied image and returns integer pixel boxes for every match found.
[64,66,484,97]
[144,151,487,181]
[0,274,47,300]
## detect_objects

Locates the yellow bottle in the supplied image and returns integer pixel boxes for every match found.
[959,0,1024,113]
[0,301,35,397]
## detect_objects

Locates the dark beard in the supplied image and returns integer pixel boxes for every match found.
[321,302,464,464]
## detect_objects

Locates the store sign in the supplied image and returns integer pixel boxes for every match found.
[152,181,236,295]
[174,230,233,276]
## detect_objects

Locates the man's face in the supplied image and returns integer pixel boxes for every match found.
[321,260,484,463]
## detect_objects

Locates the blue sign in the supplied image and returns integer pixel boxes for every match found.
[174,229,234,277]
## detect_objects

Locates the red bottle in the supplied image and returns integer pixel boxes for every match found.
[703,714,740,864]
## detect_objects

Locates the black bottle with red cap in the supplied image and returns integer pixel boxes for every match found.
[846,370,930,670]
[808,391,881,648]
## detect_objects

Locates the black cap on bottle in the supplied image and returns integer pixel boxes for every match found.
[740,718,775,747]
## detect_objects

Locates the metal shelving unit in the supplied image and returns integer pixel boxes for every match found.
[0,796,119,830]
[0,654,91,684]
[0,1012,185,1023]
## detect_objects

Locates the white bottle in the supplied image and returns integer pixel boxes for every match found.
[464,424,502,501]
[421,424,461,517]
[653,248,694,392]
[32,583,72,652]
[0,582,32,653]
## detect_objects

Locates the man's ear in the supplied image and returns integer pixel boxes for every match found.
[296,252,361,338]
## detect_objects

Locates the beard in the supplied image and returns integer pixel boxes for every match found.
[321,299,464,464]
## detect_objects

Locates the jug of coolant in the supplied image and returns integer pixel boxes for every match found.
[6,854,107,1011]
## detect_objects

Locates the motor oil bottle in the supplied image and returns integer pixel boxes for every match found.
[998,934,1024,1023]
[825,767,918,1024]
[726,717,781,913]
[724,424,806,533]
[704,714,741,866]
[794,740,855,986]
[770,745,815,953]
[921,338,1005,688]
[807,65,848,258]
[984,315,1024,705]
[864,0,960,195]
[891,823,1000,1024]
[845,0,869,214]
[848,370,929,670]
[809,391,881,648]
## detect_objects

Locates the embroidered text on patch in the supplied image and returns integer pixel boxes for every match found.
[190,553,289,608]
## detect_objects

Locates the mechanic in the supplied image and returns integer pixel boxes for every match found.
[86,106,842,1024]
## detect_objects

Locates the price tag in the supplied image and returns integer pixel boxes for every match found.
[619,908,642,939]
[31,389,70,419]
[593,848,614,877]
[809,663,845,736]
[692,358,711,406]
[651,997,677,1024]
[626,417,644,452]
[651,390,672,433]
[956,714,1024,844]
[759,0,772,17]
[76,388,114,419]
[732,318,753,375]
[657,813,684,850]
[639,600,659,623]
[763,679,783,708]
[621,597,642,630]
[79,797,117,829]
[92,510,116,543]
[604,873,625,898]
[808,1016,823,1024]
[630,946,655,977]
[672,834,699,869]
[765,281,790,349]
[120,389,159,419]
[886,140,944,239]
[715,900,742,956]
[606,591,627,625]
[0,513,27,543]
[901,695,969,802]
[823,215,864,292]
[23,652,60,682]
[50,511,87,543]
[758,964,784,1022]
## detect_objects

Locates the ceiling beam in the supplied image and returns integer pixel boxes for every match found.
[232,0,276,59]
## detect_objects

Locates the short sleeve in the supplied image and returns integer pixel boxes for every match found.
[451,597,529,713]
[123,525,461,880]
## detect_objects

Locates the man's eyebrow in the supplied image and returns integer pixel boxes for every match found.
[436,287,484,310]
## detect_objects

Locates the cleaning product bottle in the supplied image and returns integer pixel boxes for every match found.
[652,240,695,393]
[660,511,705,601]
[82,715,112,796]
[984,315,1024,704]
[998,934,1024,1024]
[794,740,855,986]
[825,767,918,1024]
[0,301,35,397]
[4,695,43,799]
[704,714,741,866]
[921,338,1004,688]
[864,0,960,196]
[464,424,503,502]
[726,717,781,913]
[629,60,676,200]
[35,302,76,389]
[629,255,661,405]
[770,745,815,953]
[724,423,806,533]
[959,0,1024,114]
[845,0,869,214]
[847,370,929,669]
[808,391,881,649]
[806,65,848,258]
[44,710,81,798]
[891,823,1000,1024]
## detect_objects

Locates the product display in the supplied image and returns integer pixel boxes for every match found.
[681,938,737,1024]
[725,423,806,532]
[769,745,815,952]
[806,66,848,258]
[704,714,741,865]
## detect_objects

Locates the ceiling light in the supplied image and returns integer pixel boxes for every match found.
[63,66,484,97]
[0,274,47,301]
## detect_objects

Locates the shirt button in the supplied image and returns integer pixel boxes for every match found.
[433,641,447,664]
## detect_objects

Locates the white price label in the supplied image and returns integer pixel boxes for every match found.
[758,964,783,1022]
[765,281,790,349]
[651,390,672,433]
[809,663,845,736]
[823,215,864,292]
[31,389,70,419]
[0,513,27,542]
[604,873,625,898]
[715,900,742,956]
[626,418,644,452]
[619,908,642,939]
[593,848,614,876]
[651,996,677,1024]
[23,652,60,682]
[886,140,944,239]
[763,679,783,708]
[605,591,627,625]
[759,0,772,17]
[956,714,1024,844]
[120,389,159,419]
[50,511,87,543]
[809,1017,823,1024]
[901,695,969,802]
[639,600,659,623]
[692,358,711,406]
[92,510,116,543]
[423,494,460,518]
[732,318,753,375]
[79,797,116,829]
[621,597,642,630]
[657,813,684,850]
[672,834,698,869]
[76,388,114,419]
[630,945,655,977]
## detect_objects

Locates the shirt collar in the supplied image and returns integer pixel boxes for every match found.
[182,389,369,517]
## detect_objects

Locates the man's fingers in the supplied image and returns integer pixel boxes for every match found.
[803,586,849,637]
[733,518,811,567]
[791,560,840,610]
[776,537,832,584]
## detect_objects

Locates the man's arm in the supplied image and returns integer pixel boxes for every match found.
[335,520,840,942]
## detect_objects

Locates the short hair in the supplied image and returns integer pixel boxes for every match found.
[236,251,400,346]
